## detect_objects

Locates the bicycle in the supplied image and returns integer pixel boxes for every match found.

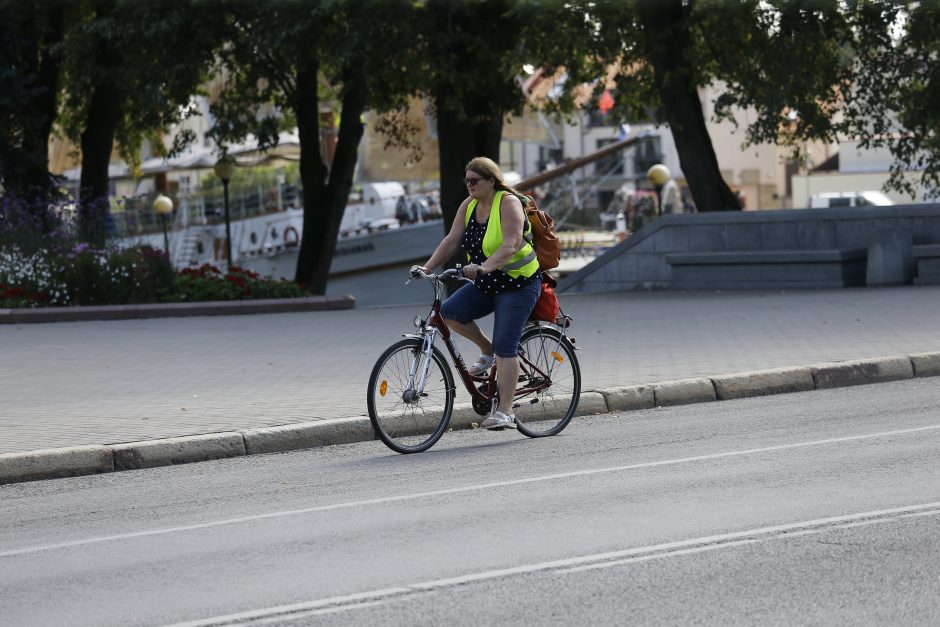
[366,267,581,453]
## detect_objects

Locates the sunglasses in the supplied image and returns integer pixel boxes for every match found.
[463,176,489,186]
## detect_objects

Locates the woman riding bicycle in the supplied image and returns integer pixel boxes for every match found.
[411,157,540,431]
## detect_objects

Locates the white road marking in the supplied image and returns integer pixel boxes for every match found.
[2,423,938,560]
[161,502,940,626]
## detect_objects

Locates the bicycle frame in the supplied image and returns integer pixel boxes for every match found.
[406,270,563,407]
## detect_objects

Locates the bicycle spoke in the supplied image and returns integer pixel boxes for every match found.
[514,326,580,437]
[368,339,454,453]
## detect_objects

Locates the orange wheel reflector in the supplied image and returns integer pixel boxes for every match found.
[380,380,388,396]
[551,352,564,363]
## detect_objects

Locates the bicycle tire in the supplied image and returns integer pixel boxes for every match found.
[513,325,581,438]
[367,338,455,453]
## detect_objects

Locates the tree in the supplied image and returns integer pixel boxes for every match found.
[696,1,940,199]
[848,2,940,197]
[58,0,222,245]
[210,0,417,293]
[416,0,530,239]
[563,0,744,212]
[634,0,742,212]
[0,0,67,205]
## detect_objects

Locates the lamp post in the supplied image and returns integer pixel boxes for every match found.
[153,194,174,253]
[647,164,670,215]
[214,157,237,270]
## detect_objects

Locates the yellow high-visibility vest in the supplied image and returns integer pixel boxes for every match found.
[464,190,539,278]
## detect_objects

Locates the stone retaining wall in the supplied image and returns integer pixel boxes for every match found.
[560,204,940,293]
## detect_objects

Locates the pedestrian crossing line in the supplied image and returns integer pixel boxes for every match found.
[161,501,940,626]
[2,423,939,560]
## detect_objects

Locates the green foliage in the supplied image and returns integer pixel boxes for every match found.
[198,163,301,195]
[0,0,70,197]
[848,2,940,197]
[57,0,224,168]
[703,0,854,150]
[207,0,415,152]
[687,1,940,197]
[60,244,177,305]
[0,243,310,308]
[173,264,310,302]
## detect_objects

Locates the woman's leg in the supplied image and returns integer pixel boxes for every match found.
[490,276,542,417]
[494,356,520,415]
[444,319,492,356]
[439,283,495,356]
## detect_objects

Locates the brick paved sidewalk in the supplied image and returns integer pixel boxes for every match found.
[2,286,939,455]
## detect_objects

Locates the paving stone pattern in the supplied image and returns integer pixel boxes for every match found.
[2,286,940,454]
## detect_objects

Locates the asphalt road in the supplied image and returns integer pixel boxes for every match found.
[2,378,939,626]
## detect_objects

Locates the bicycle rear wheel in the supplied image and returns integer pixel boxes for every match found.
[513,325,581,437]
[367,338,455,453]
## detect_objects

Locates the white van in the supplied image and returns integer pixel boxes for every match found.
[808,191,894,208]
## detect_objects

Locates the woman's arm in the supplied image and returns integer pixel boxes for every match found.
[421,197,471,270]
[480,193,525,274]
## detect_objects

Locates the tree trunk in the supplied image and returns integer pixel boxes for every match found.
[293,62,366,294]
[434,97,502,294]
[3,3,64,208]
[78,0,121,246]
[23,3,65,195]
[78,80,121,246]
[637,0,741,212]
[435,93,503,240]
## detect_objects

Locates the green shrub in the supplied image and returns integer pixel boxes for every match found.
[61,244,177,305]
[0,243,310,308]
[173,264,309,301]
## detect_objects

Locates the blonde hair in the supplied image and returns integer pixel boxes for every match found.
[465,156,525,199]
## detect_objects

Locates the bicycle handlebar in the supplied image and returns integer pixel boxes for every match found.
[406,266,472,287]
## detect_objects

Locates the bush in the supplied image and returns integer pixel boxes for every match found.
[173,264,310,302]
[0,244,311,308]
[61,244,178,305]
[0,193,312,308]
[0,246,68,307]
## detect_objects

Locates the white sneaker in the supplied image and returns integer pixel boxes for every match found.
[481,410,516,430]
[469,354,496,376]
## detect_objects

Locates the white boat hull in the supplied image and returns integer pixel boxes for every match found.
[240,219,443,280]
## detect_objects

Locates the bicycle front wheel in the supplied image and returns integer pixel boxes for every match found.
[367,338,455,453]
[514,325,581,438]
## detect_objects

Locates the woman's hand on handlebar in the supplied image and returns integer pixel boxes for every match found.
[462,263,487,280]
[409,265,429,278]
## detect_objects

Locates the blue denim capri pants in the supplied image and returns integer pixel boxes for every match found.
[439,274,541,358]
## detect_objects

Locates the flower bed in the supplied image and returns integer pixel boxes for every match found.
[0,244,310,308]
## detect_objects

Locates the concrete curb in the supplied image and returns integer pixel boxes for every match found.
[0,295,356,325]
[111,432,247,471]
[910,352,940,378]
[712,366,815,400]
[812,355,914,389]
[653,378,716,407]
[0,446,113,483]
[599,385,655,412]
[2,350,938,485]
[242,417,374,455]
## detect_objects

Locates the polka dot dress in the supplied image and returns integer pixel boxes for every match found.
[462,206,537,295]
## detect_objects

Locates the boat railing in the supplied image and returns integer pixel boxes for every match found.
[110,183,303,238]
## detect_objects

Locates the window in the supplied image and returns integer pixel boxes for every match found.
[633,137,662,176]
[596,138,625,176]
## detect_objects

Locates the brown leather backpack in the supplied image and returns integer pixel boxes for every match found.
[520,194,561,270]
